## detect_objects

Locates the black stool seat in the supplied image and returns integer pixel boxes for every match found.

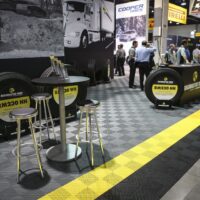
[31,93,52,101]
[78,99,100,107]
[10,108,37,119]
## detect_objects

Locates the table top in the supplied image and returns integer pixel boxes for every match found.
[169,64,200,68]
[32,76,90,86]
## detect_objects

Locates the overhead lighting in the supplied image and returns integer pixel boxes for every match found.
[181,0,186,6]
[151,10,154,13]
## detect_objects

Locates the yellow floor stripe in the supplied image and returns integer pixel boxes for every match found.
[39,110,200,200]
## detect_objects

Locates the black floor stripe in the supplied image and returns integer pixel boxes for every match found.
[97,127,200,200]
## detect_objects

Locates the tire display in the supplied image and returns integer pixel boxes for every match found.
[0,72,35,137]
[145,68,184,106]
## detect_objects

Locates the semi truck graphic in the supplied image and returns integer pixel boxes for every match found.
[63,0,114,48]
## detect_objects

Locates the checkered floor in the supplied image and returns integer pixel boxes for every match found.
[0,71,200,200]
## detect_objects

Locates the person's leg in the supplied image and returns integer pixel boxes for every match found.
[117,58,121,76]
[139,63,145,91]
[144,63,150,78]
[129,65,133,87]
[129,61,136,87]
[122,58,125,75]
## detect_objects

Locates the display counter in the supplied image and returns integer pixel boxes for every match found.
[168,64,200,104]
[145,64,200,107]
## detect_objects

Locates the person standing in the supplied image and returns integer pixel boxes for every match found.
[115,45,121,75]
[177,40,190,64]
[115,44,126,76]
[192,45,200,64]
[128,40,138,88]
[119,44,126,76]
[165,43,177,65]
[135,41,156,91]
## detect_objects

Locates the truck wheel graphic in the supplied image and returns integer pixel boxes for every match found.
[0,72,35,137]
[80,31,88,49]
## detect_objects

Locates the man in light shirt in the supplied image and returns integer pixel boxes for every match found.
[128,40,138,88]
[135,40,156,91]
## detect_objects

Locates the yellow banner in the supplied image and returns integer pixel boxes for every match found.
[53,85,78,106]
[195,32,200,37]
[168,3,187,24]
[149,18,154,30]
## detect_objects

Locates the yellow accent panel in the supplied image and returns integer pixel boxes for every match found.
[39,110,200,200]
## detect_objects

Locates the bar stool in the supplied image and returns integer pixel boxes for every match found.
[75,99,104,167]
[31,93,56,144]
[10,108,44,183]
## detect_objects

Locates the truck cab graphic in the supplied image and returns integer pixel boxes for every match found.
[63,0,114,48]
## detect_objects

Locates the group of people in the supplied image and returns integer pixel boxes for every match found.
[115,40,156,91]
[115,39,200,91]
[128,40,156,91]
[165,40,200,65]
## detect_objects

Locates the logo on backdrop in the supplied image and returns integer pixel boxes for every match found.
[116,0,146,19]
[193,71,198,82]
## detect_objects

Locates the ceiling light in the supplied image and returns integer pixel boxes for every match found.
[181,2,186,5]
[181,0,186,6]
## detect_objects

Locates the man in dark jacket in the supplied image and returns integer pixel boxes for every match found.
[128,40,138,88]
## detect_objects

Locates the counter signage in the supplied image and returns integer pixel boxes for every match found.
[152,77,178,100]
[184,70,200,91]
[168,3,187,24]
[53,85,78,106]
[0,87,30,122]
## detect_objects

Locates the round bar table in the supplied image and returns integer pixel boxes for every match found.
[32,76,90,162]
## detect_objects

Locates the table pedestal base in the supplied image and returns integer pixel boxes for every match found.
[46,144,81,162]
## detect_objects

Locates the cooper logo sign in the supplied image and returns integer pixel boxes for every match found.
[168,3,187,24]
[118,4,144,13]
[116,0,146,19]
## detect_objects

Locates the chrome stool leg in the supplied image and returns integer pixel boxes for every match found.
[94,109,104,156]
[28,118,44,178]
[43,99,50,140]
[16,119,21,183]
[38,100,43,144]
[75,109,83,159]
[46,99,57,142]
[86,111,89,141]
[89,113,94,166]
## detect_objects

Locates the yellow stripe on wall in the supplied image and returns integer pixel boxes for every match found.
[39,110,200,200]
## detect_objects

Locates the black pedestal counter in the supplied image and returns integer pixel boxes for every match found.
[145,64,200,107]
